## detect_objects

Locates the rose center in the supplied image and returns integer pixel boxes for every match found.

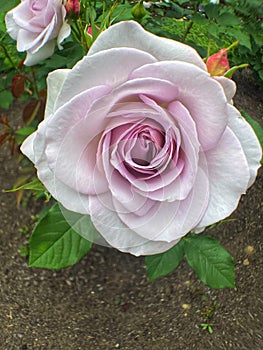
[30,0,47,11]
[130,129,163,166]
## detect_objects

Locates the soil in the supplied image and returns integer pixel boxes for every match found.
[0,71,262,350]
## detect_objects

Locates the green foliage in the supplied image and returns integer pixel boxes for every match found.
[14,127,36,144]
[132,1,148,22]
[146,239,185,280]
[29,203,93,269]
[201,322,214,334]
[184,234,235,289]
[41,41,85,69]
[6,178,46,194]
[111,1,134,22]
[145,233,235,289]
[0,90,13,109]
[197,300,217,334]
[0,0,20,13]
[18,245,29,258]
[144,0,263,81]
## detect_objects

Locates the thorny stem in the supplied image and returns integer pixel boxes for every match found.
[77,19,89,53]
[181,21,193,43]
[30,67,40,99]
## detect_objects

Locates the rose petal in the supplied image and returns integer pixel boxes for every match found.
[195,127,250,229]
[57,19,71,49]
[213,76,236,102]
[54,48,157,110]
[89,77,179,120]
[227,104,262,187]
[45,69,71,119]
[45,86,111,195]
[20,131,37,163]
[100,129,156,216]
[130,61,228,150]
[16,13,59,53]
[12,2,34,32]
[89,21,206,71]
[5,10,19,40]
[21,122,90,214]
[89,193,180,256]
[37,155,90,214]
[23,40,55,65]
[115,165,209,242]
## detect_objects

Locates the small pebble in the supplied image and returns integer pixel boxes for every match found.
[243,258,249,266]
[182,303,191,310]
[244,245,255,256]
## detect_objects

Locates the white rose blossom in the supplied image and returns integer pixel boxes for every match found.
[21,21,262,256]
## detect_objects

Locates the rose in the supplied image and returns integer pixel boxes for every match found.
[5,0,71,66]
[21,21,262,256]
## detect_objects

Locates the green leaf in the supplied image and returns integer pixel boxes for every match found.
[207,22,220,37]
[6,178,45,193]
[0,90,13,109]
[217,13,240,26]
[176,0,189,4]
[184,235,235,289]
[145,239,185,281]
[44,54,68,68]
[0,0,20,13]
[192,13,208,25]
[169,3,185,19]
[44,42,84,69]
[15,126,35,144]
[112,3,134,22]
[241,110,263,164]
[228,28,251,50]
[205,4,220,19]
[29,203,93,269]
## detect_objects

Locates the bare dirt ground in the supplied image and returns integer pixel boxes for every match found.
[0,71,262,350]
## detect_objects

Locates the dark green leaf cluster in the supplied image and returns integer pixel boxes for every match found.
[146,233,235,289]
[143,0,263,82]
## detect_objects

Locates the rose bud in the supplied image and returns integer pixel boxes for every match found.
[87,25,100,38]
[206,49,230,76]
[132,1,147,21]
[65,0,80,16]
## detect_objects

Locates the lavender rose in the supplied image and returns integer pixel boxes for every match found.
[21,21,262,255]
[5,0,71,66]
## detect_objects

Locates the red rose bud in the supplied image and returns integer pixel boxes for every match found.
[206,49,230,76]
[65,0,80,16]
[87,26,92,36]
[86,25,100,38]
